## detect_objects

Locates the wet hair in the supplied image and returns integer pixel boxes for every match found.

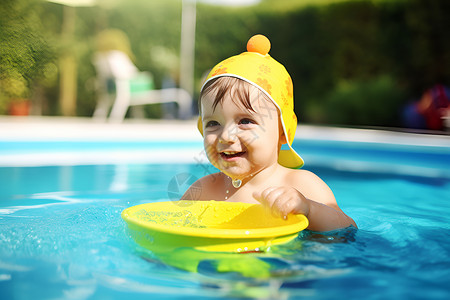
[199,76,270,114]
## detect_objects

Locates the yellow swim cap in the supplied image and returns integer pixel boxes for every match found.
[198,34,304,169]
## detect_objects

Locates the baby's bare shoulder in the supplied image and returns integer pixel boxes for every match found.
[199,172,226,186]
[284,168,323,184]
[282,167,337,205]
[181,172,225,200]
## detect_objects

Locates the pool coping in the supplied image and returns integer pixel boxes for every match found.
[0,116,448,167]
[1,116,449,145]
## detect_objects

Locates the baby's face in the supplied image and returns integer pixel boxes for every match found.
[201,84,283,181]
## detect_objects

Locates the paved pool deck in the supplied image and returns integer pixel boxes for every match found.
[0,116,448,168]
[0,116,448,147]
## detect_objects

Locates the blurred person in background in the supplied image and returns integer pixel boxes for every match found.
[402,84,450,131]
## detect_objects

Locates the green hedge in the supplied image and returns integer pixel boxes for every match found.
[196,0,450,127]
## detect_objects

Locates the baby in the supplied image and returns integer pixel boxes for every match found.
[182,35,356,232]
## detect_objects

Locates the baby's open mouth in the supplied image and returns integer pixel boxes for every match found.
[220,151,246,159]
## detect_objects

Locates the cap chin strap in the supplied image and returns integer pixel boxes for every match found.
[278,149,304,169]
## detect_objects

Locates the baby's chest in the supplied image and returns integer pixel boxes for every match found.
[222,188,260,204]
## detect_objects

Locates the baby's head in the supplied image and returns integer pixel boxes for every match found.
[198,35,304,169]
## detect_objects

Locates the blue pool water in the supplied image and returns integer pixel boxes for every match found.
[0,136,450,299]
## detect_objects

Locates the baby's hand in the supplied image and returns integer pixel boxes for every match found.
[253,187,310,220]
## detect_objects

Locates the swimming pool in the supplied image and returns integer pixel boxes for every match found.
[0,123,449,299]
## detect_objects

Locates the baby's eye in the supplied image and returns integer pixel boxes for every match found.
[239,118,256,125]
[205,120,220,128]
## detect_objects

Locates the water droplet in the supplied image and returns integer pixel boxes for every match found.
[232,179,242,188]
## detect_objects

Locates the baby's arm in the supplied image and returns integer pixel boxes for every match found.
[253,171,356,231]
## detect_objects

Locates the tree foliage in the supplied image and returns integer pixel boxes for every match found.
[1,0,448,127]
[0,0,54,112]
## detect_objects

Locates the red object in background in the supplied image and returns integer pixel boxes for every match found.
[8,99,30,116]
[417,85,450,130]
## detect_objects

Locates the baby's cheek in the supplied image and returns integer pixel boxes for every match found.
[204,142,219,165]
[240,131,259,147]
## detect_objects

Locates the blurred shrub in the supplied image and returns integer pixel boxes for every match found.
[0,0,53,113]
[323,75,405,126]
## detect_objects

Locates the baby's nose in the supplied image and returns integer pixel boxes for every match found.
[219,123,239,143]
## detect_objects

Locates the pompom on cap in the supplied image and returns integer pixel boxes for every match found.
[247,34,271,55]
